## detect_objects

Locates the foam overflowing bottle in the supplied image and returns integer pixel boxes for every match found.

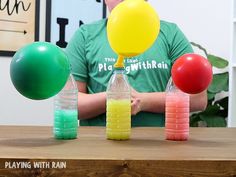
[106,67,131,140]
[54,74,78,139]
[165,78,190,141]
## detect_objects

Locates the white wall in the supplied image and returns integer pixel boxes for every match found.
[0,0,53,126]
[150,0,231,59]
[0,0,231,125]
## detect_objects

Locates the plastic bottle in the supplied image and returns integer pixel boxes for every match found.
[165,78,190,141]
[53,74,78,139]
[106,67,131,140]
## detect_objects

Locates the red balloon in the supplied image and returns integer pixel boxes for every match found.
[171,53,213,94]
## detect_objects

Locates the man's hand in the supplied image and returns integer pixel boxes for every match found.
[131,88,143,115]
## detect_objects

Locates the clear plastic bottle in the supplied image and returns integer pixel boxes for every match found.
[106,67,131,140]
[53,74,78,139]
[165,78,189,141]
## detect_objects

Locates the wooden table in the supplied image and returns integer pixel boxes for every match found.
[0,126,236,177]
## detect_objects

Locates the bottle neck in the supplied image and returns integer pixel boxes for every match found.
[113,67,125,74]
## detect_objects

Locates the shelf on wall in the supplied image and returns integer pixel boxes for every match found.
[228,0,236,127]
[234,0,236,18]
[228,68,236,127]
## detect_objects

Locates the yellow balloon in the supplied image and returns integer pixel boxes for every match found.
[107,0,160,59]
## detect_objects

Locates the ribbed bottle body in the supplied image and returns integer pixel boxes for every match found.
[106,69,131,140]
[165,78,189,141]
[54,74,78,139]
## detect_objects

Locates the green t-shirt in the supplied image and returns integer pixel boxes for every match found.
[65,19,193,127]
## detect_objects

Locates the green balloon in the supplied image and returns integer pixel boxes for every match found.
[10,42,70,100]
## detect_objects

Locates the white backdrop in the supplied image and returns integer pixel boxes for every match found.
[0,0,231,125]
[150,0,231,59]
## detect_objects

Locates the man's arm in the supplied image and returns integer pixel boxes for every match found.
[131,88,207,115]
[77,81,106,119]
[77,81,208,118]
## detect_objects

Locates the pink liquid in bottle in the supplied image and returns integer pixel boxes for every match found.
[165,78,190,141]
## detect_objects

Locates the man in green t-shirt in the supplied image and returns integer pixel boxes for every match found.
[65,0,207,127]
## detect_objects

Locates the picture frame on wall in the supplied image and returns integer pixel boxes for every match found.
[0,0,40,56]
[46,0,107,48]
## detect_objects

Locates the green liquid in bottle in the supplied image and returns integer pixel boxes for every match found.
[54,109,78,139]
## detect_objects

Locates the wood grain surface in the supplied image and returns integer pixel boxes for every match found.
[0,126,236,177]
